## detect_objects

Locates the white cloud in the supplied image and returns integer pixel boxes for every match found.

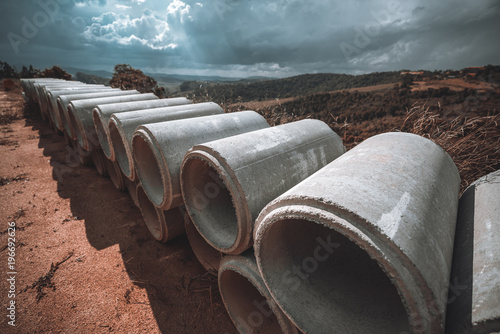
[115,4,131,10]
[167,0,192,22]
[83,11,175,50]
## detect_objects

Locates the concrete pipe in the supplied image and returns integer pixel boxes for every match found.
[219,252,298,334]
[181,119,345,255]
[93,97,192,160]
[73,139,94,167]
[69,93,158,152]
[36,82,84,119]
[22,79,61,101]
[132,111,270,210]
[445,169,500,334]
[253,132,461,334]
[91,148,108,177]
[124,173,140,207]
[103,156,126,191]
[136,184,186,242]
[109,102,224,180]
[185,214,223,274]
[46,86,115,131]
[58,90,140,139]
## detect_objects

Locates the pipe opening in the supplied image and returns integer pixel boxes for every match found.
[94,111,112,158]
[137,184,163,241]
[109,120,131,177]
[259,218,410,333]
[182,157,238,250]
[133,133,164,206]
[220,269,281,334]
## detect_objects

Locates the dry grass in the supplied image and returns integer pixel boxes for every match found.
[401,103,500,192]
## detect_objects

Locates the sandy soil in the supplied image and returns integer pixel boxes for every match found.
[0,84,235,333]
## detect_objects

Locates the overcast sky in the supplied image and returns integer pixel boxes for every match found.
[1,0,499,78]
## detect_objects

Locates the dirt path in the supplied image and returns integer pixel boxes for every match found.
[0,86,235,333]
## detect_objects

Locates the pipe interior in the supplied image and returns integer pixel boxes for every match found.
[183,157,238,250]
[259,218,411,334]
[220,269,281,334]
[104,158,122,190]
[137,185,163,241]
[67,105,84,147]
[109,121,131,177]
[94,112,112,157]
[133,134,164,206]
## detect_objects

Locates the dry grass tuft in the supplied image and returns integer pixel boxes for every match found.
[401,103,500,192]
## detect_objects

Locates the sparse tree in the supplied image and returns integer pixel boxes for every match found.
[110,64,168,98]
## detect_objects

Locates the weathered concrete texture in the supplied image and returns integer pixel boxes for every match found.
[184,214,223,274]
[136,184,186,242]
[132,111,269,210]
[93,97,192,160]
[39,82,88,119]
[68,93,158,151]
[58,90,140,139]
[254,132,460,334]
[219,252,298,334]
[47,86,116,131]
[21,78,62,101]
[181,119,346,255]
[103,156,126,191]
[109,102,224,180]
[446,169,500,334]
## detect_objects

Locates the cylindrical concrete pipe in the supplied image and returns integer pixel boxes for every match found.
[91,148,108,177]
[58,90,140,139]
[22,79,61,101]
[132,111,270,210]
[445,169,500,334]
[37,82,86,119]
[181,119,345,255]
[110,102,224,180]
[73,139,93,167]
[185,214,223,274]
[68,93,158,151]
[253,132,461,334]
[103,156,126,191]
[136,184,186,242]
[93,97,192,160]
[219,252,298,334]
[46,86,116,131]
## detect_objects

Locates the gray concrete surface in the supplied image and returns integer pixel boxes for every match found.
[109,102,223,180]
[254,132,461,334]
[132,111,269,210]
[181,119,346,255]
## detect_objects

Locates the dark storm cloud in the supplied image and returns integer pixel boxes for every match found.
[0,0,499,77]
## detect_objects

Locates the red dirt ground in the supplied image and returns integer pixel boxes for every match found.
[0,83,236,333]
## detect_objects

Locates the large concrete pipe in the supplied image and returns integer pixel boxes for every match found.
[253,132,461,334]
[219,252,298,334]
[181,119,345,255]
[185,214,223,274]
[136,184,186,242]
[46,86,115,131]
[132,111,270,210]
[69,93,159,152]
[22,79,61,101]
[58,90,140,139]
[103,156,126,191]
[36,82,85,119]
[124,173,140,207]
[109,102,224,180]
[93,97,192,160]
[445,170,500,334]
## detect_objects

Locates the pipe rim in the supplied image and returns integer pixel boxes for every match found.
[67,104,87,149]
[93,108,114,160]
[254,204,433,334]
[219,256,298,334]
[181,150,250,254]
[104,157,125,191]
[132,128,172,208]
[109,117,134,180]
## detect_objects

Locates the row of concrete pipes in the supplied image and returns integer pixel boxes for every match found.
[21,78,499,334]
